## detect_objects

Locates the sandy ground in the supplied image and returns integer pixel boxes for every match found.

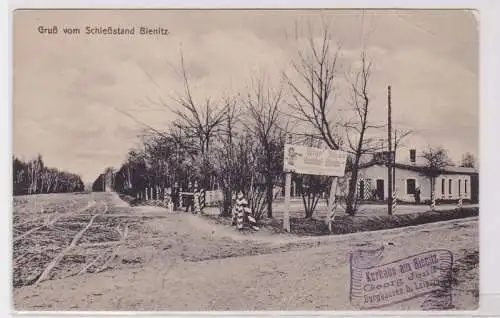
[13,192,478,311]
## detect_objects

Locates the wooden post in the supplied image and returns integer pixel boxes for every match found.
[284,173,292,232]
[283,134,293,233]
[326,177,338,232]
[387,85,393,215]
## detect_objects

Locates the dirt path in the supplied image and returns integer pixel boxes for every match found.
[13,192,479,311]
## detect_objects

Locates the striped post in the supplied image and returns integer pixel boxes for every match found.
[458,196,463,208]
[193,183,200,215]
[328,201,338,232]
[199,188,206,211]
[234,192,246,230]
[392,190,397,213]
[364,180,371,200]
[431,191,436,210]
[357,177,372,200]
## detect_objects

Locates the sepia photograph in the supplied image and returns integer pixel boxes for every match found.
[12,9,479,311]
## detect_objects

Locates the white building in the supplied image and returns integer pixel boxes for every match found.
[354,149,479,203]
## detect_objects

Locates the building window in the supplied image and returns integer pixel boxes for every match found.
[448,179,452,194]
[441,179,445,195]
[406,179,416,195]
[458,179,462,197]
[465,180,468,194]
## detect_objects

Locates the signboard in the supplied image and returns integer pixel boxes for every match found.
[283,144,348,177]
[349,248,453,309]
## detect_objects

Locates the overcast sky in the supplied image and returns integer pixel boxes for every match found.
[13,9,478,183]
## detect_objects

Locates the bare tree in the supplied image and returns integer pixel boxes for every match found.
[136,52,227,189]
[393,128,413,154]
[342,52,387,215]
[284,23,342,150]
[421,146,452,203]
[243,76,285,218]
[171,54,227,187]
[213,96,243,216]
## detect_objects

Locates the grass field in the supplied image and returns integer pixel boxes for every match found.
[12,192,139,287]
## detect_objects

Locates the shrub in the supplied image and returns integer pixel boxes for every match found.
[330,207,478,234]
[266,207,478,236]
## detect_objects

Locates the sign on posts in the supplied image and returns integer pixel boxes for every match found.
[282,143,348,233]
[283,144,348,176]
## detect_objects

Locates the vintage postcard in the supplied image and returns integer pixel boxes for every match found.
[12,9,479,311]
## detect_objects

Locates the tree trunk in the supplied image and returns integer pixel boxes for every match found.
[346,165,360,216]
[266,161,273,218]
[430,177,435,202]
[221,186,232,217]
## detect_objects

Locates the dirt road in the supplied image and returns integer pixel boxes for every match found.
[13,192,478,311]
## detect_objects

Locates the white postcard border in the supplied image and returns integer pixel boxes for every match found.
[3,0,499,317]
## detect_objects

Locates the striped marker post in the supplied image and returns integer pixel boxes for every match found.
[357,178,371,200]
[431,192,436,211]
[234,192,246,230]
[458,196,463,208]
[327,202,338,233]
[199,188,206,212]
[193,183,200,215]
[364,180,372,200]
[392,190,397,213]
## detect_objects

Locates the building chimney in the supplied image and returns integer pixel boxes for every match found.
[410,149,416,164]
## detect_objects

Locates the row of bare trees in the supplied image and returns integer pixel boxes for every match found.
[13,155,85,196]
[102,23,421,218]
[106,75,287,219]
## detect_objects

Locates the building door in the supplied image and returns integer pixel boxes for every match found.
[376,179,384,201]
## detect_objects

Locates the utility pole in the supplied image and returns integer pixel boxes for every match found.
[283,134,292,232]
[387,85,393,216]
[393,132,397,192]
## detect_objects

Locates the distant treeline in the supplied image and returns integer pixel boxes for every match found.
[13,155,85,196]
[92,167,125,193]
